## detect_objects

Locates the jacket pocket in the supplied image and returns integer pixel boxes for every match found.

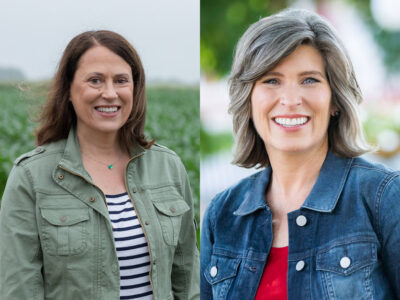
[40,207,89,256]
[152,197,190,246]
[316,241,377,299]
[204,255,241,299]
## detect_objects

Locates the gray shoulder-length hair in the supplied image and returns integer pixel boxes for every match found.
[229,8,372,168]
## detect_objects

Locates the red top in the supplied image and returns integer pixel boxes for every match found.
[255,246,288,300]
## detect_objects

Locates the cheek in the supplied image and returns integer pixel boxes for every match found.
[251,96,271,122]
[120,86,134,102]
[71,84,99,103]
[81,88,100,100]
[314,102,332,128]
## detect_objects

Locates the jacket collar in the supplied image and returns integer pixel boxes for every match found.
[57,127,90,181]
[233,168,271,216]
[57,127,146,181]
[234,151,353,216]
[302,151,353,212]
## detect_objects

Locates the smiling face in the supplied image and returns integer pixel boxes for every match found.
[69,45,134,138]
[251,44,333,156]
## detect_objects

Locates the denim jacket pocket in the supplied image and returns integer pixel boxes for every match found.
[204,255,241,299]
[40,207,90,256]
[316,241,378,299]
[152,197,190,246]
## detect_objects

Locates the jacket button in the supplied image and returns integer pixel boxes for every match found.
[58,174,64,180]
[296,260,305,271]
[296,215,307,227]
[132,189,137,193]
[169,207,176,213]
[340,256,351,269]
[35,147,42,153]
[210,266,218,277]
[145,221,150,225]
[90,197,95,202]
[60,216,67,222]
[153,259,156,265]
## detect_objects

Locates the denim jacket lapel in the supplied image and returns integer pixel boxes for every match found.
[302,151,353,212]
[233,168,271,216]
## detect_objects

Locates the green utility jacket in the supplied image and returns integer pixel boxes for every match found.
[0,128,200,300]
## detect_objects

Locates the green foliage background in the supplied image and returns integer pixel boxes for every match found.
[200,124,233,158]
[201,0,287,77]
[201,0,400,78]
[0,83,200,223]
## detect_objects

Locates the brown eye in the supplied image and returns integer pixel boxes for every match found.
[116,78,128,84]
[89,78,101,85]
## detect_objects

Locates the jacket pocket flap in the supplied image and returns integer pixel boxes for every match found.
[41,208,89,226]
[316,241,377,276]
[204,255,241,285]
[152,199,190,217]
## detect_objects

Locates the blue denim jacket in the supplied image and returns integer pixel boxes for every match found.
[200,152,400,299]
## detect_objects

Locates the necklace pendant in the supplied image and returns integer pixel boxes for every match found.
[108,164,113,170]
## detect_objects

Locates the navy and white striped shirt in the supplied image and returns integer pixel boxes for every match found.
[106,192,153,300]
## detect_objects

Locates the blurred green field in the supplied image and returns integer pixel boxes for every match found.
[0,83,200,223]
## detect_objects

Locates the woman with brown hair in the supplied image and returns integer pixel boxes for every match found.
[0,30,199,300]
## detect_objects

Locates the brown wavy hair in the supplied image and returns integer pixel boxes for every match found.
[36,30,154,150]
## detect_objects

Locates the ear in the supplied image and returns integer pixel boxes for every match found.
[330,105,338,117]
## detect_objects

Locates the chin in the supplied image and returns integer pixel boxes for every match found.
[92,124,124,134]
[267,141,316,155]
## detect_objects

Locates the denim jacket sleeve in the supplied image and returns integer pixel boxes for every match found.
[378,173,400,296]
[0,164,44,299]
[171,160,200,300]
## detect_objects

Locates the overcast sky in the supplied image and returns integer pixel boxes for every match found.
[0,0,199,84]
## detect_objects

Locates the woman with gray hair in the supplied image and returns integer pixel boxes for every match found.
[200,8,400,299]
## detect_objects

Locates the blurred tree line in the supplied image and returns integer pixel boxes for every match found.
[201,0,400,77]
[0,67,25,82]
[201,0,288,77]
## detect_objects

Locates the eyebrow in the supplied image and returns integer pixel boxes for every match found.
[264,70,326,78]
[87,72,131,77]
[299,70,326,78]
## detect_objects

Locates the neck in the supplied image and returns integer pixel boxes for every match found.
[76,125,125,159]
[266,142,328,209]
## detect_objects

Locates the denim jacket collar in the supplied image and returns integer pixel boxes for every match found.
[233,151,353,216]
[233,167,271,216]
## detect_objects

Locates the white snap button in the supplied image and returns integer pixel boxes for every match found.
[340,256,351,269]
[296,215,307,227]
[210,266,218,277]
[296,260,305,271]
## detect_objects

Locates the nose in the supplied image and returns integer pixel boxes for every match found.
[102,81,118,100]
[279,85,302,107]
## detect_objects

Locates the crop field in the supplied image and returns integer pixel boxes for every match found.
[0,83,200,224]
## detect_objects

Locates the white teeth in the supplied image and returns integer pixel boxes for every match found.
[274,117,308,127]
[96,107,118,113]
